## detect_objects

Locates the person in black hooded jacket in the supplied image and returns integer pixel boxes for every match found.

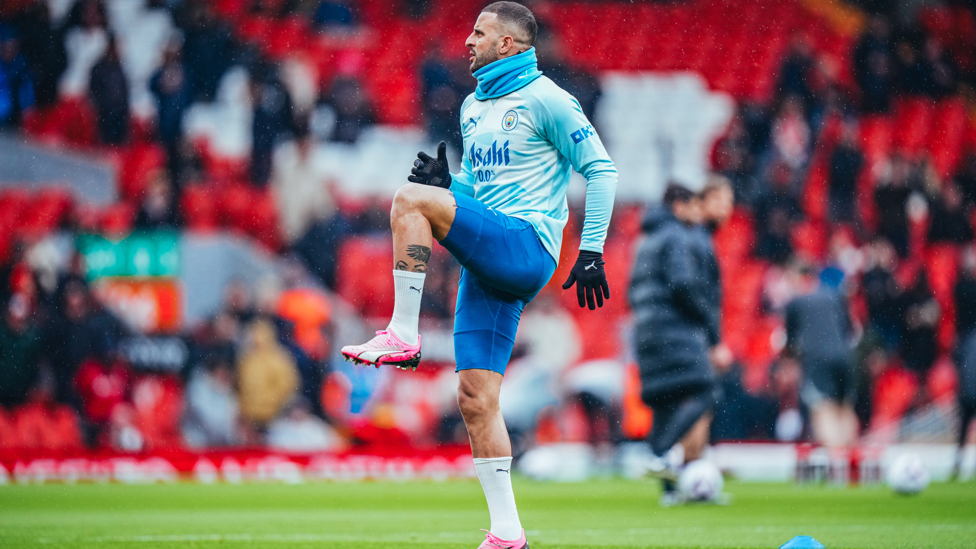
[629,184,721,487]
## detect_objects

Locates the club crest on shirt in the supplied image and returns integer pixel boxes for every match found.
[502,110,519,131]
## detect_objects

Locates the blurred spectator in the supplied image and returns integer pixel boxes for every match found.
[926,182,973,244]
[955,250,976,340]
[535,29,601,123]
[324,74,375,144]
[421,50,468,153]
[43,276,117,406]
[854,15,894,113]
[250,62,295,185]
[134,171,178,229]
[179,2,233,102]
[828,122,864,223]
[313,0,355,32]
[270,118,333,243]
[0,24,34,127]
[873,155,914,257]
[954,252,976,475]
[899,272,939,374]
[777,36,815,110]
[266,397,342,452]
[237,318,299,429]
[15,0,66,108]
[783,262,857,448]
[0,294,42,407]
[150,39,191,161]
[88,36,129,145]
[861,239,903,349]
[919,38,955,97]
[755,162,802,264]
[182,347,241,448]
[715,114,759,205]
[955,154,976,209]
[60,0,108,97]
[770,96,810,170]
[73,347,131,446]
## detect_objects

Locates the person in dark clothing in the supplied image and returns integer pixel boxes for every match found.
[324,74,375,144]
[179,2,233,103]
[953,252,976,477]
[927,183,973,245]
[0,294,42,407]
[669,177,735,467]
[828,123,863,223]
[43,276,126,407]
[89,36,130,145]
[134,172,178,229]
[900,271,939,374]
[420,51,471,153]
[249,63,294,185]
[150,39,192,185]
[629,184,721,500]
[861,238,903,350]
[955,154,976,210]
[777,36,815,112]
[15,1,67,108]
[784,262,857,449]
[873,155,913,257]
[853,16,894,113]
[755,162,803,264]
[0,25,34,128]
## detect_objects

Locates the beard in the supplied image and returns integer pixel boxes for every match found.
[470,48,500,73]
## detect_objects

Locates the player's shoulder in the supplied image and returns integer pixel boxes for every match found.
[520,76,578,108]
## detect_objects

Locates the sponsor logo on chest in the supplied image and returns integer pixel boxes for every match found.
[471,140,510,168]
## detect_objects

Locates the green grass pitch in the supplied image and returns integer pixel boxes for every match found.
[1,479,974,548]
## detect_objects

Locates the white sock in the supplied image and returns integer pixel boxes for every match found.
[473,457,522,541]
[387,270,425,344]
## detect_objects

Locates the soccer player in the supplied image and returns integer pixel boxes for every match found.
[341,3,617,547]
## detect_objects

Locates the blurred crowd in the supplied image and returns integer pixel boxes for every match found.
[709,9,976,445]
[0,0,974,456]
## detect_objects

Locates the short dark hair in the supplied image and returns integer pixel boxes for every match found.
[482,2,537,46]
[663,183,695,207]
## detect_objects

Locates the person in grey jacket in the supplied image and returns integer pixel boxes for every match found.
[784,261,857,449]
[629,184,721,472]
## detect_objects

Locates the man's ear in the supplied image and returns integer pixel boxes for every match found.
[498,35,515,55]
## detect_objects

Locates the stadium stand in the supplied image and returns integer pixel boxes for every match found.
[0,0,975,458]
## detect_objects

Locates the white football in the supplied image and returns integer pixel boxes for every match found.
[678,459,724,502]
[886,453,930,495]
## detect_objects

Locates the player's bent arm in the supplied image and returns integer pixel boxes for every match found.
[529,90,617,253]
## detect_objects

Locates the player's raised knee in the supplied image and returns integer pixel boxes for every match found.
[393,183,437,213]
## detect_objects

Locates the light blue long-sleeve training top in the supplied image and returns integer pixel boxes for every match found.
[450,75,618,263]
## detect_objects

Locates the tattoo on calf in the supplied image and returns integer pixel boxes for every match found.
[395,260,409,271]
[406,246,429,272]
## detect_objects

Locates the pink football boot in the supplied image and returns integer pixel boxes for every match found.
[341,330,421,370]
[477,529,528,549]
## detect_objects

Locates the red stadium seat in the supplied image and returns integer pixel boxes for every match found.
[180,185,219,231]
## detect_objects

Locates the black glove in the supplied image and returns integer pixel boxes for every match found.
[407,141,452,189]
[562,250,610,310]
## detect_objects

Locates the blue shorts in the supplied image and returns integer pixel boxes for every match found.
[440,193,556,375]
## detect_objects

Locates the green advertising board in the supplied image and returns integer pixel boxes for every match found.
[77,231,181,280]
